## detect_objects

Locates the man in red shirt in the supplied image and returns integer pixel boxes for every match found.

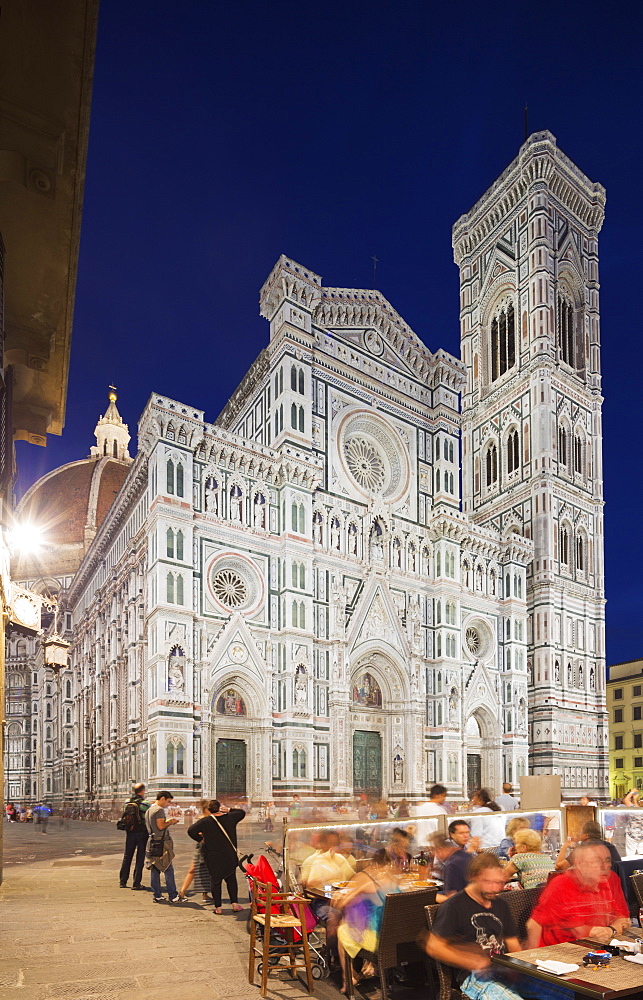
[526,841,630,948]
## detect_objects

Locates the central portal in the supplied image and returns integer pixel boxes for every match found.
[215,738,247,797]
[353,731,382,798]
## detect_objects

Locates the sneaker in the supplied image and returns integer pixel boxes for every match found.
[170,895,183,903]
[152,897,164,903]
[131,885,143,890]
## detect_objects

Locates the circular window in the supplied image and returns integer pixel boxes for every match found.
[212,569,247,608]
[207,553,263,615]
[463,619,494,660]
[337,409,410,502]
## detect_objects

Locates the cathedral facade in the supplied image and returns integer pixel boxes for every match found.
[5,132,608,808]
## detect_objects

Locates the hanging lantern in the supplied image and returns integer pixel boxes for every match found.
[42,632,70,670]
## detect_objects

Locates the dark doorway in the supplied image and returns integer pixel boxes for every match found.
[466,754,481,798]
[353,731,382,798]
[216,738,247,796]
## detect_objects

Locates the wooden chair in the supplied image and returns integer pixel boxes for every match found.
[342,886,438,999]
[424,904,462,1000]
[248,877,314,997]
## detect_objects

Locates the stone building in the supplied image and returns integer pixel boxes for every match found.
[4,131,609,808]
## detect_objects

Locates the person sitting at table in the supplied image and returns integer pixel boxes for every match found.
[498,816,530,860]
[372,827,413,870]
[469,788,507,850]
[334,852,401,994]
[425,853,574,1000]
[433,822,479,902]
[301,830,356,890]
[526,841,630,948]
[502,829,554,889]
[554,820,621,871]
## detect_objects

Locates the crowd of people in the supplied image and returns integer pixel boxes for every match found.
[111,780,638,999]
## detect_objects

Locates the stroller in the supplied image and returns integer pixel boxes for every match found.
[245,855,330,980]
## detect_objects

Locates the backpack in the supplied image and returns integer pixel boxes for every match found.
[117,801,142,832]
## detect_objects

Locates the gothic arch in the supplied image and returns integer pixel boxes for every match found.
[350,646,411,706]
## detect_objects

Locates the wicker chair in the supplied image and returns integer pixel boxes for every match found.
[499,884,544,940]
[629,871,643,909]
[341,886,438,1000]
[424,904,462,1000]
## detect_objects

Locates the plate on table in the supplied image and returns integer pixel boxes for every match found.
[331,881,351,889]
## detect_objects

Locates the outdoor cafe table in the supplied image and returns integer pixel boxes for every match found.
[492,941,643,999]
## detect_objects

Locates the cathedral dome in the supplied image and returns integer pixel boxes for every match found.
[12,391,132,579]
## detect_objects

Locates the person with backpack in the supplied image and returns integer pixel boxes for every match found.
[118,782,150,889]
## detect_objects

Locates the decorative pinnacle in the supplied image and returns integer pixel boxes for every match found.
[108,385,118,403]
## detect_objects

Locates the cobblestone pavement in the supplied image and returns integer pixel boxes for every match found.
[0,820,343,1000]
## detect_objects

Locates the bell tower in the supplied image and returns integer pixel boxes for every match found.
[453,132,608,798]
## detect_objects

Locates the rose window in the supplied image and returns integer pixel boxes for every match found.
[465,627,481,655]
[344,437,386,493]
[212,569,248,608]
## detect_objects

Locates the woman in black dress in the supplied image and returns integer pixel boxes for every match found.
[187,799,246,914]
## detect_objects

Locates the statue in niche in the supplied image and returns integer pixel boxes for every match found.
[254,493,266,528]
[205,477,219,514]
[348,523,358,555]
[313,511,323,545]
[554,661,560,684]
[295,664,307,707]
[449,688,458,723]
[168,646,185,692]
[230,484,243,521]
[393,754,403,783]
[331,518,341,551]
[370,523,384,562]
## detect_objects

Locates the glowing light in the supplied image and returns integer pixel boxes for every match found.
[10,521,45,555]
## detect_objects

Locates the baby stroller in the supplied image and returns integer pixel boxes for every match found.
[245,855,330,980]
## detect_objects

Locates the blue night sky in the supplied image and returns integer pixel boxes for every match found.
[16,1,643,665]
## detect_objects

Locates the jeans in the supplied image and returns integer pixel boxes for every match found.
[150,863,178,900]
[461,970,574,1000]
[119,830,148,886]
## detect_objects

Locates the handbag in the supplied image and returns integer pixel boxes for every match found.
[212,814,253,870]
[147,828,166,858]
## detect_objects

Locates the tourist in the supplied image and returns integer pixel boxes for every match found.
[498,816,530,860]
[469,788,506,849]
[187,798,246,915]
[179,799,213,902]
[5,803,18,822]
[579,794,597,807]
[288,793,302,819]
[494,782,519,811]
[502,829,554,888]
[426,853,573,1000]
[526,841,630,947]
[146,790,182,903]
[263,800,276,832]
[118,782,150,890]
[395,798,410,818]
[335,853,401,994]
[301,830,356,889]
[373,827,413,870]
[435,820,478,901]
[412,783,448,817]
[555,820,621,871]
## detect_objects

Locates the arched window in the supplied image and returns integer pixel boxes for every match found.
[167,573,175,603]
[166,422,175,441]
[490,302,516,381]
[176,575,184,605]
[166,459,175,495]
[560,526,569,566]
[576,535,584,572]
[176,530,184,561]
[486,444,498,487]
[292,562,298,588]
[435,600,441,624]
[558,426,567,467]
[298,369,304,394]
[65,732,71,749]
[574,435,583,474]
[291,403,298,429]
[46,703,51,719]
[166,528,174,558]
[166,738,185,776]
[176,463,184,497]
[292,748,300,778]
[558,295,575,366]
[435,550,441,576]
[291,365,297,391]
[292,600,298,626]
[65,680,71,699]
[65,708,71,724]
[299,564,305,589]
[507,430,519,474]
[298,406,304,433]
[299,602,306,629]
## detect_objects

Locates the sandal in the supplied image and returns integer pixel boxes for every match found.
[231,902,244,911]
[213,906,222,914]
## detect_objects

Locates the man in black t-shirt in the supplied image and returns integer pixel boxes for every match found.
[426,853,573,1000]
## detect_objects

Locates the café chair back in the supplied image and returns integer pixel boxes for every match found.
[248,877,314,997]
[499,884,544,940]
[424,904,462,1000]
[342,886,438,1000]
[630,871,643,909]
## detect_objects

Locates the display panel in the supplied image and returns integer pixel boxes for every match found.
[598,808,643,858]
